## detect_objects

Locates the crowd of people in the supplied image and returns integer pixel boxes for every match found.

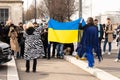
[77,17,120,68]
[0,17,120,72]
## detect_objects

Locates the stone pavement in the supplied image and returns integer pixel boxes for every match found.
[0,64,7,80]
[0,56,19,80]
[4,50,120,80]
[95,50,120,78]
[65,40,120,80]
[4,40,120,80]
[16,59,100,80]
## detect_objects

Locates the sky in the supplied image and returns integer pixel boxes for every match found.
[22,0,120,17]
[92,0,120,15]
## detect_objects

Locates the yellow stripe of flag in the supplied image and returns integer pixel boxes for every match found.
[48,28,78,43]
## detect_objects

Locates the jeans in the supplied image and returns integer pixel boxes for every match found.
[103,38,112,52]
[117,47,120,59]
[56,44,64,57]
[48,42,57,59]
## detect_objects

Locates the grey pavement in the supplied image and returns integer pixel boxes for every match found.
[99,40,120,78]
[95,50,120,78]
[16,59,100,80]
[0,56,19,80]
[65,54,120,80]
[65,40,120,80]
[3,40,120,80]
[0,64,7,80]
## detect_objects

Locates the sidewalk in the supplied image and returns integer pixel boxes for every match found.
[6,41,120,80]
[16,59,100,80]
[65,50,120,80]
[7,56,19,80]
[8,51,120,80]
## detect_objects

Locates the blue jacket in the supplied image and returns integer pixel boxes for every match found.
[76,25,102,62]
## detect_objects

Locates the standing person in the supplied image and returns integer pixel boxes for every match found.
[94,19,104,47]
[48,42,57,59]
[8,27,20,58]
[24,22,44,72]
[17,22,25,58]
[77,17,102,68]
[56,43,64,58]
[114,25,120,62]
[3,20,12,44]
[94,19,104,57]
[102,18,114,55]
[33,22,39,28]
[41,24,48,58]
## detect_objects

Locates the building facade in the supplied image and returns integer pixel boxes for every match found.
[95,11,120,24]
[0,0,23,25]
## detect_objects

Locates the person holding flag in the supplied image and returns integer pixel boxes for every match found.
[76,17,102,68]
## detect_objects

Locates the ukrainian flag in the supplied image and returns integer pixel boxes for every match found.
[48,18,85,43]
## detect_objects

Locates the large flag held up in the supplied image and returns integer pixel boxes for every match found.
[48,18,86,43]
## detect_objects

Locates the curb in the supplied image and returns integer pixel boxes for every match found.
[65,55,120,80]
[7,56,19,80]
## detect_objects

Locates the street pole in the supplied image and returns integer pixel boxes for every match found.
[78,0,83,43]
[79,0,82,18]
[35,0,37,22]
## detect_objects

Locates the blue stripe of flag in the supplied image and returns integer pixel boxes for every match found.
[48,18,86,30]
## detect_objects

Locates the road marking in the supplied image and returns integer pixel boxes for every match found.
[7,56,19,80]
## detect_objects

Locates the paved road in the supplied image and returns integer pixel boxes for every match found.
[97,40,120,78]
[0,64,7,80]
[95,51,120,78]
[16,59,100,80]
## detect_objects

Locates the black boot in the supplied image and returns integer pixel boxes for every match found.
[33,59,37,72]
[26,60,30,72]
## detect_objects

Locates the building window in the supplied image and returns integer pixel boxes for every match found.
[0,9,9,24]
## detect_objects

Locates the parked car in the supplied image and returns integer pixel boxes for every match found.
[0,41,12,64]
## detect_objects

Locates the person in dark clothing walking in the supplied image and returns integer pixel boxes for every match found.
[77,17,102,68]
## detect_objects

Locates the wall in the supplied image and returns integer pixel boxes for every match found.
[0,1,23,25]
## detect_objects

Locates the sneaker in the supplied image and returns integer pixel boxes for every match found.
[80,57,86,60]
[114,59,119,62]
[75,55,79,59]
[102,52,105,55]
[108,52,111,55]
[87,66,94,69]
